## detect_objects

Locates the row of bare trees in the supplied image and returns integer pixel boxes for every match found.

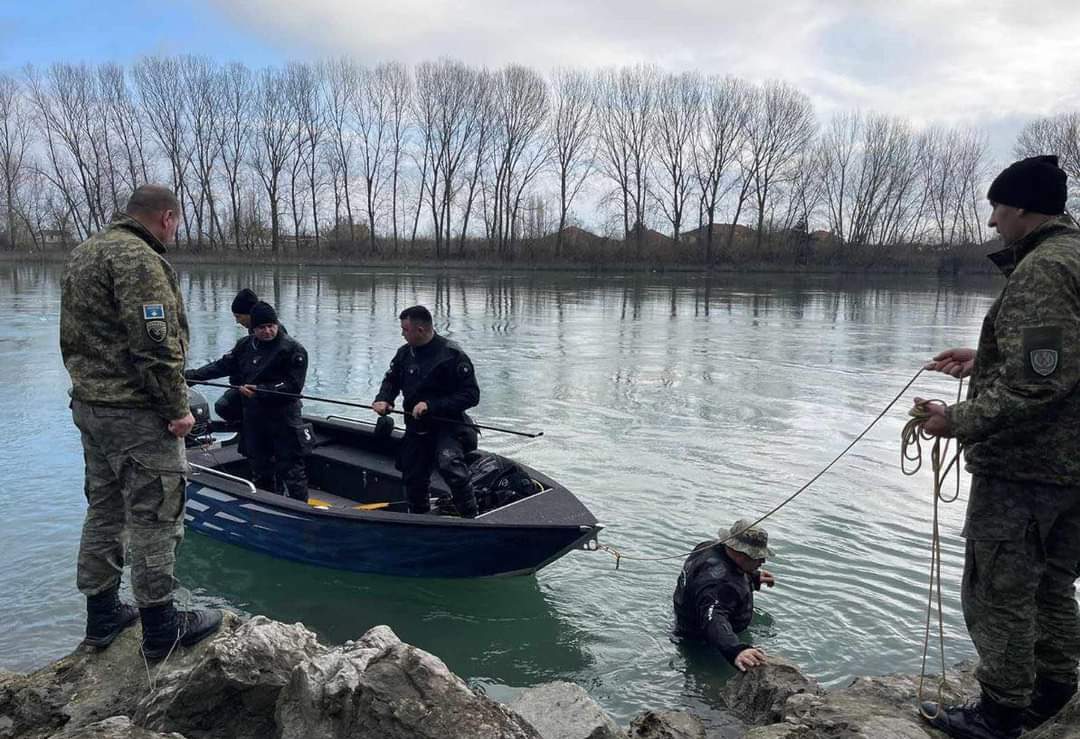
[0,56,1063,260]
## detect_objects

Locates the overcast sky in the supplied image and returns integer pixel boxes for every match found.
[4,0,1079,159]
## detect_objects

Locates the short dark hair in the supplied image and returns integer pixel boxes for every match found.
[399,305,433,326]
[125,185,180,217]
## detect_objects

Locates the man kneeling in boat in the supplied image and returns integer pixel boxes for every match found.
[372,305,481,518]
[189,301,310,501]
[673,519,777,672]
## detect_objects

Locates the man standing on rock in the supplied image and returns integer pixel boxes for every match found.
[61,185,222,660]
[919,155,1080,739]
[673,519,777,672]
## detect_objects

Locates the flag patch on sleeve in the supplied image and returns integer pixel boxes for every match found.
[143,304,165,320]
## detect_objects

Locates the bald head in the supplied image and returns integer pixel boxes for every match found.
[124,185,181,245]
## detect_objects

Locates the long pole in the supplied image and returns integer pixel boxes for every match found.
[188,380,544,438]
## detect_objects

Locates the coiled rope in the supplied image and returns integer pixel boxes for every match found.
[902,383,965,719]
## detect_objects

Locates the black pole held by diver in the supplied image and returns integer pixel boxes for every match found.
[188,380,544,438]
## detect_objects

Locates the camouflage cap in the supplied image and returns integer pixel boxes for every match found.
[722,519,773,560]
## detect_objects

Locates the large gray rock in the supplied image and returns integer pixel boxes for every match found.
[53,716,187,739]
[136,616,324,739]
[741,664,979,738]
[1017,692,1080,739]
[627,709,707,739]
[507,681,626,739]
[720,656,822,726]
[0,613,237,739]
[275,625,541,739]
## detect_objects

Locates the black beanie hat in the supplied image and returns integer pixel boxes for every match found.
[231,288,259,315]
[249,301,278,328]
[987,155,1067,215]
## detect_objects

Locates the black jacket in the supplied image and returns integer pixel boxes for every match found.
[185,324,289,387]
[672,542,761,664]
[374,334,479,430]
[185,331,307,409]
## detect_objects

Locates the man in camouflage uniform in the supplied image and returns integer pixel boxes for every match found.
[919,156,1080,739]
[61,185,221,660]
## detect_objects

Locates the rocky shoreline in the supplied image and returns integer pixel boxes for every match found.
[2,613,1077,739]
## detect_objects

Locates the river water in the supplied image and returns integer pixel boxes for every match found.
[0,262,1000,725]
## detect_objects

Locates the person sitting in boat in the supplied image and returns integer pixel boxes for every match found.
[673,519,777,672]
[185,288,292,429]
[188,301,310,501]
[372,305,481,518]
[192,288,259,428]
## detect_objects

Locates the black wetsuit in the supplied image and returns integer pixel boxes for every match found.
[375,334,480,516]
[672,542,762,665]
[185,324,288,427]
[186,329,309,500]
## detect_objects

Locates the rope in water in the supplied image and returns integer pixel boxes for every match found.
[902,383,965,719]
[597,367,930,569]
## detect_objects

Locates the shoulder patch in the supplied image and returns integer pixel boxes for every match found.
[1024,326,1062,379]
[142,303,165,320]
[146,320,167,343]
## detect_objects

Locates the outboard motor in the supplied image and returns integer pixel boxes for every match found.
[186,386,213,445]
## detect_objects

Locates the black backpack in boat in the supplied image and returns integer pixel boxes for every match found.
[466,452,538,512]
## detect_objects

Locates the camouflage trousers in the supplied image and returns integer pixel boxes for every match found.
[71,400,188,607]
[962,475,1080,708]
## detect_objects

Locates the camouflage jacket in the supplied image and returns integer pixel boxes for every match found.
[947,216,1080,485]
[60,214,190,419]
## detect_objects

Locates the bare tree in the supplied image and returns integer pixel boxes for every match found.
[0,73,31,249]
[459,70,494,254]
[24,64,114,238]
[744,81,816,249]
[251,67,296,252]
[217,62,252,250]
[322,58,359,243]
[354,63,393,254]
[819,111,859,244]
[486,65,549,255]
[290,62,325,252]
[693,75,750,263]
[549,68,595,258]
[382,62,412,253]
[595,65,657,256]
[651,71,702,246]
[414,60,483,257]
[98,64,149,196]
[134,57,192,244]
[182,56,224,249]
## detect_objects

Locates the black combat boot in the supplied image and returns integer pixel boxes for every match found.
[83,586,139,649]
[1024,675,1078,729]
[920,692,1023,739]
[406,484,431,514]
[139,602,224,661]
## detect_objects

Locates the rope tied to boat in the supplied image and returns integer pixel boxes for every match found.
[902,387,964,720]
[595,367,929,567]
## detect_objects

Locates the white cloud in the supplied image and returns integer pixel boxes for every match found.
[210,0,1080,128]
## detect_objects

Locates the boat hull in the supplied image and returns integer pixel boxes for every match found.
[184,480,597,577]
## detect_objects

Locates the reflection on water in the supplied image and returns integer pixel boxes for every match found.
[176,534,592,685]
[0,262,1000,722]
